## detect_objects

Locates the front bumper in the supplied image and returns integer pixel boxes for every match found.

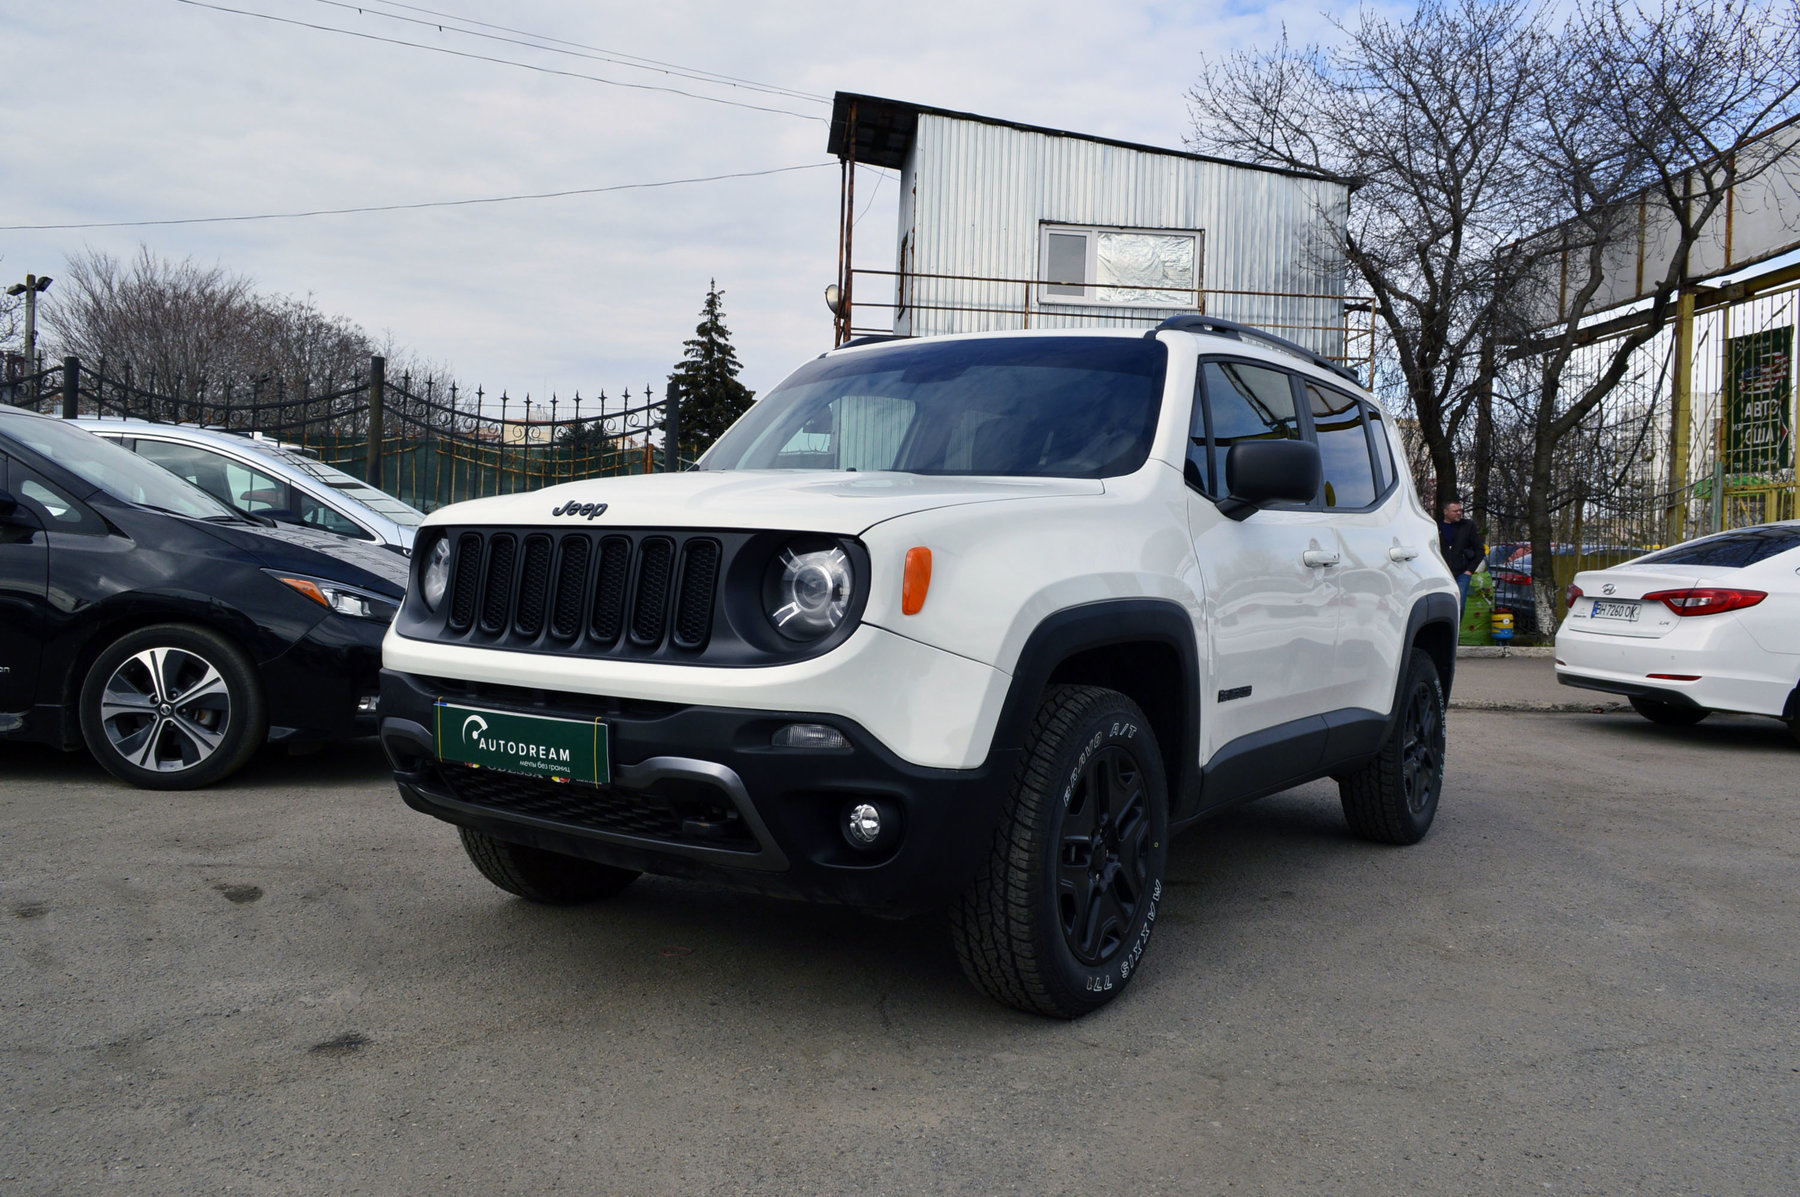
[259,614,387,742]
[377,670,1017,916]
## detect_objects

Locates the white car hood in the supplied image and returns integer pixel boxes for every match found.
[422,470,1104,533]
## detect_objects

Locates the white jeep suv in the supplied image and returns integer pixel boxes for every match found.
[378,317,1460,1017]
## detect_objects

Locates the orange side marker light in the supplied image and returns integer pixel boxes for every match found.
[902,547,933,615]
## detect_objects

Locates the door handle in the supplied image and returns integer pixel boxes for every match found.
[1302,548,1341,568]
[1387,546,1420,562]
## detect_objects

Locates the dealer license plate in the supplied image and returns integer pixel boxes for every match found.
[434,702,609,785]
[1589,599,1640,622]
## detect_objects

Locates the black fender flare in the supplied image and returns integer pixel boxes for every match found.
[1385,591,1460,736]
[985,598,1203,815]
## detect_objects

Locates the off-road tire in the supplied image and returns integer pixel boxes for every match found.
[1629,695,1709,726]
[458,828,639,904]
[1339,653,1446,845]
[78,623,266,790]
[949,685,1169,1019]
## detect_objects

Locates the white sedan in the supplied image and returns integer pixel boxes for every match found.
[1555,521,1800,743]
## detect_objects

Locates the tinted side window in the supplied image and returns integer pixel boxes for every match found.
[1637,527,1800,568]
[292,491,369,539]
[7,461,107,536]
[1306,382,1378,509]
[134,440,291,516]
[1366,406,1397,491]
[1199,361,1301,495]
[1185,375,1212,492]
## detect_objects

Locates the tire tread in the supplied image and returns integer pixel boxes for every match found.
[1339,654,1443,846]
[950,684,1149,1018]
[459,827,637,904]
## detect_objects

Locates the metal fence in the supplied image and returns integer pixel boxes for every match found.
[1461,268,1800,636]
[2,354,677,512]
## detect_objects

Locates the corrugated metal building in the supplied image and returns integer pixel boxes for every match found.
[827,93,1357,361]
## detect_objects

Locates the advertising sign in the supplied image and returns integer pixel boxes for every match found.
[1725,325,1794,474]
[435,702,609,785]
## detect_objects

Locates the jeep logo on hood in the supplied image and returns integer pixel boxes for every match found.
[551,500,608,520]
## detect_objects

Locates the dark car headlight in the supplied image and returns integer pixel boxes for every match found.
[266,570,402,623]
[419,535,452,611]
[763,541,855,641]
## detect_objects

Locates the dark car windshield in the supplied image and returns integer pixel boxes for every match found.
[700,336,1168,477]
[1636,526,1800,569]
[3,415,237,520]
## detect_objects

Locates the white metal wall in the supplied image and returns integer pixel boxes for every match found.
[894,114,1350,355]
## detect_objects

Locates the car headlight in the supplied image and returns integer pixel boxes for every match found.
[764,543,854,641]
[419,535,452,611]
[267,571,402,623]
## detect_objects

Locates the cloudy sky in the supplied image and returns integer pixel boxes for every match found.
[2,0,1369,406]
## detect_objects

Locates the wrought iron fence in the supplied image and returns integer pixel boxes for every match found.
[3,354,677,512]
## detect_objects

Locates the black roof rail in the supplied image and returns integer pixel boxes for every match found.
[1148,314,1361,385]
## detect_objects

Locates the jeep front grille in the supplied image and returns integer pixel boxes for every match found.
[432,527,721,658]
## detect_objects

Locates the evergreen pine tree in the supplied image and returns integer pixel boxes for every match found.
[665,281,754,463]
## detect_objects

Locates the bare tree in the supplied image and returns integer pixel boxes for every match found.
[45,247,262,415]
[1188,0,1546,512]
[41,245,430,434]
[1506,0,1800,631]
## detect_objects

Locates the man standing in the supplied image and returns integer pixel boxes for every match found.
[1438,497,1484,614]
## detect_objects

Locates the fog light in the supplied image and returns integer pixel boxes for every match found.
[772,723,847,750]
[357,694,380,713]
[845,802,882,847]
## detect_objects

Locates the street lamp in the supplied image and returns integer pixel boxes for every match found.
[5,273,53,371]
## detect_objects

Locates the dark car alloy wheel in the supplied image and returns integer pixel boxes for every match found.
[1058,745,1155,966]
[99,646,234,771]
[79,623,267,789]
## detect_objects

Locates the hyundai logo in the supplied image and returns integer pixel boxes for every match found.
[551,500,608,520]
[1602,583,1616,595]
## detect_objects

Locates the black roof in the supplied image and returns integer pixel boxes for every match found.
[827,92,1344,185]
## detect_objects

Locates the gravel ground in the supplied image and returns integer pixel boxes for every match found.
[2,707,1795,1196]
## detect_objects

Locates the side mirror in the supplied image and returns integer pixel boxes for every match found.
[1218,440,1321,521]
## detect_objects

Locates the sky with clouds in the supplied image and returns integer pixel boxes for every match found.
[1,0,1367,407]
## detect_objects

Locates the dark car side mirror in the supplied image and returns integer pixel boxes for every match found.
[1218,440,1321,522]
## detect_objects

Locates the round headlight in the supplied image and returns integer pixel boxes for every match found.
[767,544,853,640]
[420,536,452,611]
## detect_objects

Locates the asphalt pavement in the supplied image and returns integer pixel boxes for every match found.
[2,700,1796,1195]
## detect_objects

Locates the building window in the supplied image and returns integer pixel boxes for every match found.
[1040,224,1202,307]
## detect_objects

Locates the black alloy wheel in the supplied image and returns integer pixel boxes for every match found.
[1399,672,1444,817]
[1057,744,1156,967]
[951,685,1169,1018]
[1339,653,1446,845]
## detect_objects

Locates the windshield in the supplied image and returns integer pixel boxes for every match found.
[5,416,238,520]
[701,336,1168,477]
[261,444,425,526]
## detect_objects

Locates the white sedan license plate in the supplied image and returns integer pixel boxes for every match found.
[1590,598,1640,622]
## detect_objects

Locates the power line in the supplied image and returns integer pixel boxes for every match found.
[0,163,834,231]
[319,0,828,104]
[170,0,827,123]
